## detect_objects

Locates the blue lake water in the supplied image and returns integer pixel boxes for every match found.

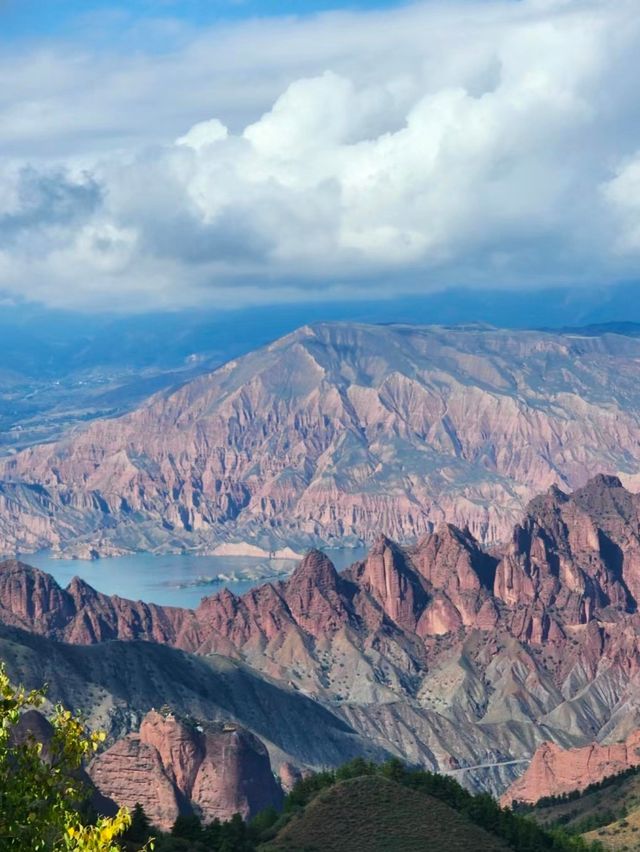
[26,547,369,609]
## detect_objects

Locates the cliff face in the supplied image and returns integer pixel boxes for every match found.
[501,731,640,806]
[4,323,640,557]
[6,476,640,797]
[88,710,283,830]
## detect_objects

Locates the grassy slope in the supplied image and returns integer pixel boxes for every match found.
[529,771,640,850]
[262,776,510,852]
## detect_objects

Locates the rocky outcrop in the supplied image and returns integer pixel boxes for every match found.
[494,477,640,642]
[351,536,428,633]
[88,710,283,830]
[413,524,498,635]
[501,731,640,806]
[0,560,195,645]
[4,323,640,557]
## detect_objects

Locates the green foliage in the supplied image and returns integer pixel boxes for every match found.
[171,813,204,841]
[155,811,255,851]
[247,807,279,840]
[272,758,603,852]
[0,663,136,851]
[124,803,153,844]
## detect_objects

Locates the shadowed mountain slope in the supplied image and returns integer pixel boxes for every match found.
[0,622,385,774]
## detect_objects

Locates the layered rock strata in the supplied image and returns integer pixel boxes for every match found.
[88,710,283,830]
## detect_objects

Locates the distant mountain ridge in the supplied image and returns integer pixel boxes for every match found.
[3,321,640,556]
[6,475,640,796]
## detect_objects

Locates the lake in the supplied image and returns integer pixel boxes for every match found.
[25,547,369,609]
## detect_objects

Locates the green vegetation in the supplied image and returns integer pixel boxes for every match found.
[0,663,137,851]
[263,774,508,852]
[135,757,603,852]
[265,758,603,852]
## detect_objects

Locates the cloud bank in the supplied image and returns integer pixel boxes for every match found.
[2,0,640,310]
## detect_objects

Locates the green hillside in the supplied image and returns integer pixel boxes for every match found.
[144,759,601,851]
[255,759,599,852]
[262,775,510,852]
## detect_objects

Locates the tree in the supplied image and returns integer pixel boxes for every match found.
[202,817,221,847]
[217,813,253,852]
[248,805,279,840]
[171,814,202,841]
[0,663,136,851]
[125,803,152,843]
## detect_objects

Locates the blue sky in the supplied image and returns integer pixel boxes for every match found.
[0,0,407,41]
[1,0,640,313]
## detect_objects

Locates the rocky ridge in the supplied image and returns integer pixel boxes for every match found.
[5,476,640,795]
[3,323,640,556]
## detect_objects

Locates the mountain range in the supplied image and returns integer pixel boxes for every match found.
[3,322,640,557]
[5,474,640,799]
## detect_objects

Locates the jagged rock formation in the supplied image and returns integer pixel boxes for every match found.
[3,323,640,556]
[501,731,640,806]
[0,560,192,644]
[5,476,640,796]
[88,710,283,830]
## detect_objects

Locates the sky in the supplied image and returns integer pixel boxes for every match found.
[1,0,640,313]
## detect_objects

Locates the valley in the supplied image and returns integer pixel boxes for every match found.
[5,321,640,847]
[4,1,639,845]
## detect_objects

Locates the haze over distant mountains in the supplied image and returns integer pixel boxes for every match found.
[2,283,640,454]
[3,320,640,556]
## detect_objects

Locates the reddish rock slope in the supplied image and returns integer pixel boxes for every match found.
[501,731,640,806]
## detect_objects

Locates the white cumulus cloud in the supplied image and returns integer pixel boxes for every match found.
[1,0,640,310]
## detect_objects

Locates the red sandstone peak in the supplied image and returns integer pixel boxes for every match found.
[501,730,640,807]
[412,523,496,635]
[283,550,351,635]
[355,535,428,632]
[0,559,74,631]
[67,575,101,607]
[414,523,494,590]
[0,558,190,646]
[289,549,340,588]
[494,473,640,632]
[89,709,283,830]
